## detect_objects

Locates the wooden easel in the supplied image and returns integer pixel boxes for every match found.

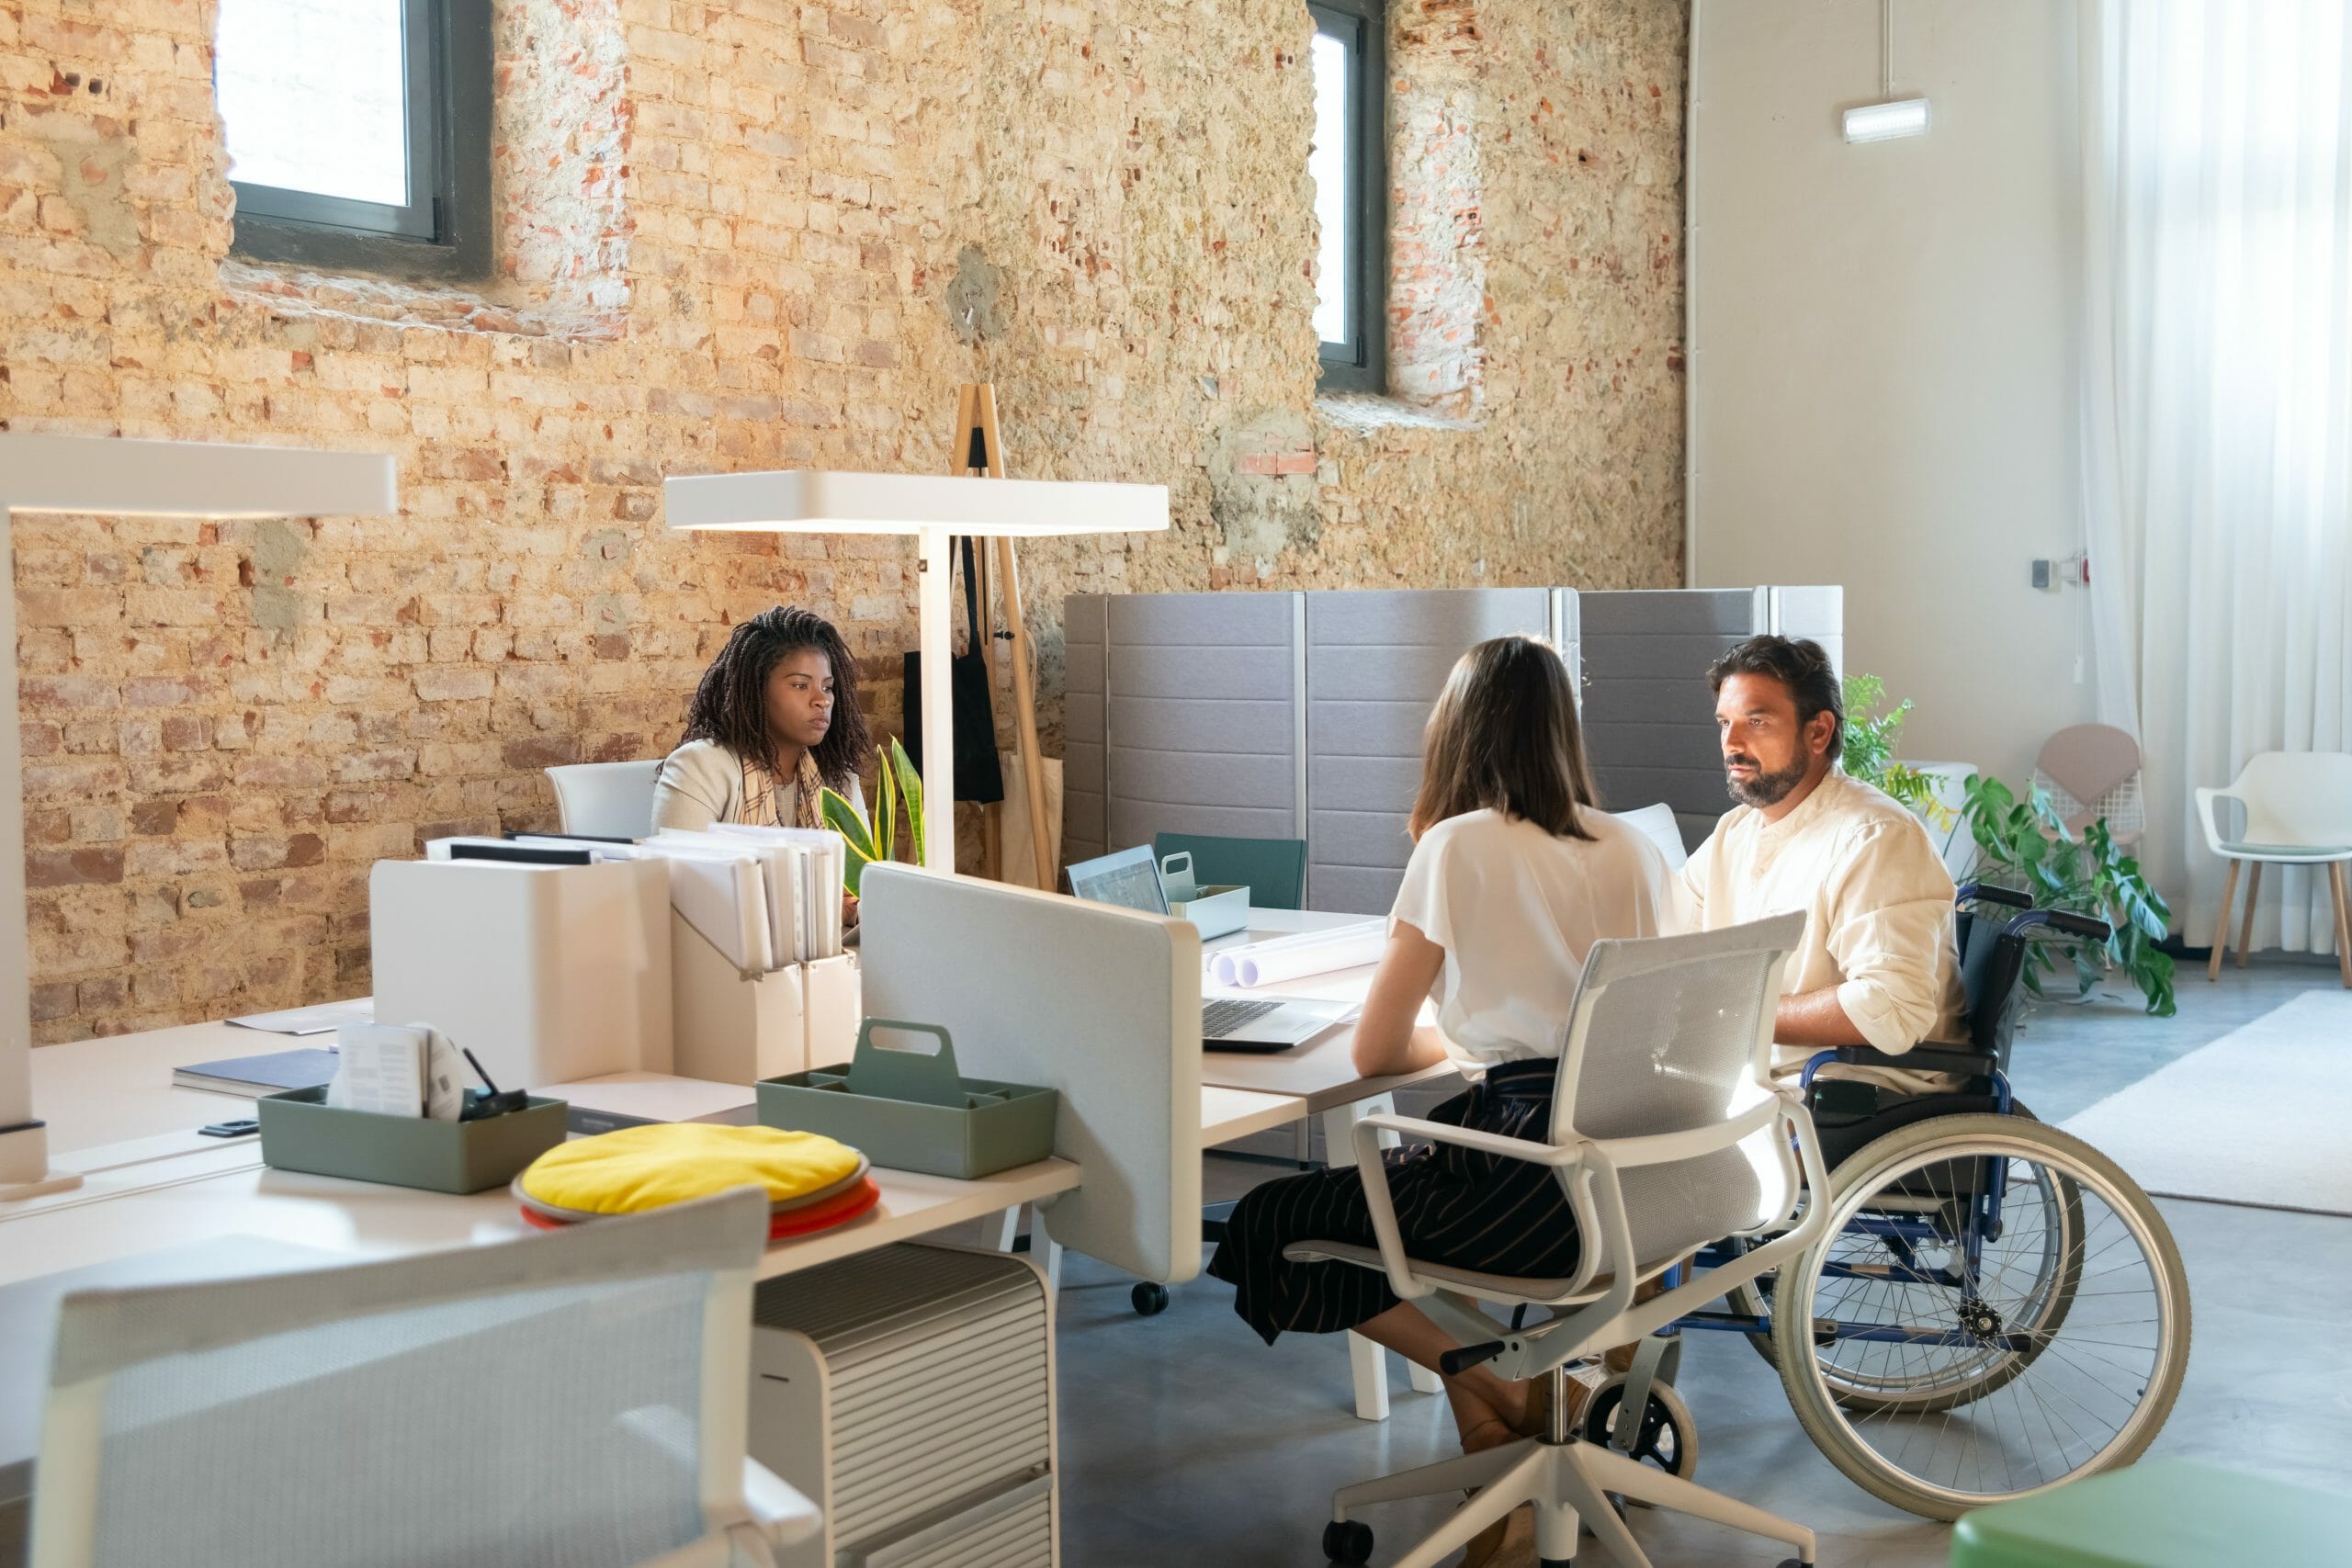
[952,384,1053,889]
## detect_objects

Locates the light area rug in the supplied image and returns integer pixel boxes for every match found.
[2061,989,2352,1218]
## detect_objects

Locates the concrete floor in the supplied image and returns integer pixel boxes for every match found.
[1057,959,2352,1567]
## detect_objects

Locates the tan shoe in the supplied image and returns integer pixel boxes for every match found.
[1459,1502,1533,1568]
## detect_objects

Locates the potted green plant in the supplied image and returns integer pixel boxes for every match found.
[1840,673,1953,829]
[820,737,926,896]
[1961,775,2177,1017]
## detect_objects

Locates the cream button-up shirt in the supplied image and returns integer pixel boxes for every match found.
[1675,770,1966,1094]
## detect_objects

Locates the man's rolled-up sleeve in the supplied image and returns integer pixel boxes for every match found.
[1824,823,1957,1054]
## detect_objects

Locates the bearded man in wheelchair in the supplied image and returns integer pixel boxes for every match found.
[1657,635,2188,1523]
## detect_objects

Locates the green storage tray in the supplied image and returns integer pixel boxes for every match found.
[758,1019,1058,1180]
[257,1086,570,1194]
[1160,851,1250,940]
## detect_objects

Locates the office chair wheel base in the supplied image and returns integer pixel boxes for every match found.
[1130,1282,1170,1316]
[1321,1518,1373,1563]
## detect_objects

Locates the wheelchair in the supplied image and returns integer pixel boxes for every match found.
[1560,886,2192,1523]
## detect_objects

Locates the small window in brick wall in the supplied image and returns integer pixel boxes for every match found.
[215,0,492,279]
[1310,0,1389,394]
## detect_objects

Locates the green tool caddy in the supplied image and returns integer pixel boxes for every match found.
[757,1019,1058,1180]
[256,1085,570,1195]
[1949,1459,2347,1568]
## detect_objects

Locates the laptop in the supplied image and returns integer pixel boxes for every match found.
[1066,845,1355,1053]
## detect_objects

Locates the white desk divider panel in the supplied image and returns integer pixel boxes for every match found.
[856,863,1201,1284]
[1063,586,1840,909]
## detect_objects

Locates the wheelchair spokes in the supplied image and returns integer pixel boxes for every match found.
[1773,1117,2190,1520]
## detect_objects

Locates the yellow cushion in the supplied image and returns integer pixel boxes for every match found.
[518,1123,863,1216]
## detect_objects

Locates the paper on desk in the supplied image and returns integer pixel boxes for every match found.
[327,1022,430,1115]
[226,998,374,1035]
[1208,920,1386,988]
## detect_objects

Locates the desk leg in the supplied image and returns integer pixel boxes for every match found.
[1325,1096,1442,1415]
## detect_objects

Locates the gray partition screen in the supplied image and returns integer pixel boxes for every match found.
[1062,586,1838,910]
[1306,589,1555,914]
[1062,591,1303,868]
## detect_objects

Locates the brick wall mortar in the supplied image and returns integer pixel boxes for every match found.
[2,0,1686,1043]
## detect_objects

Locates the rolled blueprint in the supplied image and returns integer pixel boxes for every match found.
[1208,919,1386,988]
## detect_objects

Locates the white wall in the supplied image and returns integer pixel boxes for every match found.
[1689,0,2092,791]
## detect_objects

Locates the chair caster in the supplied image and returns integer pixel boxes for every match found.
[1130,1282,1170,1316]
[1322,1518,1374,1563]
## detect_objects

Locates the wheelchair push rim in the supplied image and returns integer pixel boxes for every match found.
[1773,1116,2189,1520]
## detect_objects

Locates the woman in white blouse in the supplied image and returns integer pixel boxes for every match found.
[651,607,870,829]
[1207,636,1669,1567]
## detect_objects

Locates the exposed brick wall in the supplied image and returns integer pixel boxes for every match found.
[2,0,1687,1043]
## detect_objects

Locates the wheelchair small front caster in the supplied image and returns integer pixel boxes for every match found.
[1130,1282,1170,1316]
[1322,1518,1373,1564]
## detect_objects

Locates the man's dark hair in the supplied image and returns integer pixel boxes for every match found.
[1706,635,1844,755]
[680,605,873,789]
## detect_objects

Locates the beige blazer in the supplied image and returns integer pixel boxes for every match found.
[650,739,866,833]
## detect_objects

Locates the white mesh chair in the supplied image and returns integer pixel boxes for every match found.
[1288,914,1829,1568]
[2196,750,2352,987]
[548,758,664,839]
[30,1189,819,1568]
[1605,803,1689,874]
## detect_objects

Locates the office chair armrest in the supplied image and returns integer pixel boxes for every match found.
[1350,1111,1589,1167]
[741,1459,824,1547]
[1344,1113,1596,1308]
[2195,787,2239,856]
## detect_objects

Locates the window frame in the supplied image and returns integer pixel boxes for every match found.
[225,0,492,281]
[1310,0,1389,395]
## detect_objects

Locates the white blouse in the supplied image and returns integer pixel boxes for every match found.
[1389,807,1671,1066]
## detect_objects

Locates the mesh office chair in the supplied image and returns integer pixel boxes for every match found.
[1151,832,1308,910]
[1287,915,1830,1568]
[31,1190,819,1568]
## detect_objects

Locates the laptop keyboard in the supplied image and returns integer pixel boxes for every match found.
[1202,998,1283,1037]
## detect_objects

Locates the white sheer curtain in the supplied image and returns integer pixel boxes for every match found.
[2079,0,2352,956]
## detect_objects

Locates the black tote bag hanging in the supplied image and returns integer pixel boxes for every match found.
[901,536,1006,804]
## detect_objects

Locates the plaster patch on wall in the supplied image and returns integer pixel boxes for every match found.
[944,243,1009,344]
[246,517,310,632]
[1210,409,1321,564]
[24,108,138,257]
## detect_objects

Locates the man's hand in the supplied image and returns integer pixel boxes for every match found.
[1772,986,1870,1047]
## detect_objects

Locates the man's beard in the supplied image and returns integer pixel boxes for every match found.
[1724,751,1809,807]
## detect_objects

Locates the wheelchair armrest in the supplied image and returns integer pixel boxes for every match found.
[1955,883,2032,910]
[2007,908,2112,942]
[1831,1043,1998,1078]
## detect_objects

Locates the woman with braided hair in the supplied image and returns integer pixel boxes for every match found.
[653,605,874,921]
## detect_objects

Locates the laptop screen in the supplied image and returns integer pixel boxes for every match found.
[1066,844,1169,916]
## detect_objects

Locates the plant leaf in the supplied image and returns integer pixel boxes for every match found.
[889,736,925,866]
[820,785,879,897]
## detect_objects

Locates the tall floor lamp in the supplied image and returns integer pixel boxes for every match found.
[0,434,399,1200]
[663,421,1168,875]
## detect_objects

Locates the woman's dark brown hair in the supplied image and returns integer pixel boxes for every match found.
[680,605,874,789]
[1408,636,1600,841]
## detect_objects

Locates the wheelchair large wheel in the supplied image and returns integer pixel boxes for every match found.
[1772,1115,2188,1520]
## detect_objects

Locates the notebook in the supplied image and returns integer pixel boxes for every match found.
[172,1047,341,1098]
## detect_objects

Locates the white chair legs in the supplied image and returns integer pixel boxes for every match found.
[994,1202,1062,1292]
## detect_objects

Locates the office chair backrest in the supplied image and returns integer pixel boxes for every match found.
[1150,832,1308,909]
[2231,750,2352,848]
[32,1191,773,1568]
[548,758,664,839]
[1552,913,1807,1273]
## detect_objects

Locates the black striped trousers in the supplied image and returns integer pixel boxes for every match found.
[1208,1060,1583,1346]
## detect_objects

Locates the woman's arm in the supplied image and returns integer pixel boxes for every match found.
[1349,919,1450,1078]
[649,745,729,833]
